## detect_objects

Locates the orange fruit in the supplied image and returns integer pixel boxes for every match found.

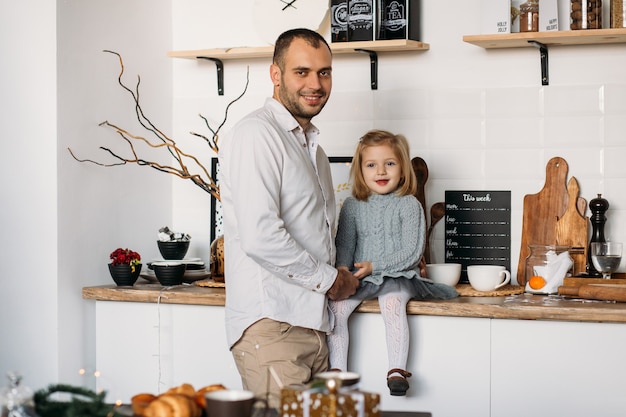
[528,275,547,290]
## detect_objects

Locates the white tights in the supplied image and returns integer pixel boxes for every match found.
[328,291,412,372]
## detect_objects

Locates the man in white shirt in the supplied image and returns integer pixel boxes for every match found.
[218,28,360,407]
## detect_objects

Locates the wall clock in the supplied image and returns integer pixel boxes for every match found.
[253,0,330,45]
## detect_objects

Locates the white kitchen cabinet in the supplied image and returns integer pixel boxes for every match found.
[95,302,241,404]
[490,319,626,417]
[93,301,626,416]
[348,314,491,416]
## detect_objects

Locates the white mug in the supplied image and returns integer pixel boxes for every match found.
[467,265,511,292]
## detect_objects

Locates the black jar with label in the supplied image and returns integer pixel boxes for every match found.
[376,0,421,41]
[331,0,348,42]
[348,0,374,41]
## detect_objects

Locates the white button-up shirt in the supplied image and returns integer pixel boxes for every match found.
[219,98,338,348]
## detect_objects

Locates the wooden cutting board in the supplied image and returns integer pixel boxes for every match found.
[517,157,570,285]
[555,177,589,276]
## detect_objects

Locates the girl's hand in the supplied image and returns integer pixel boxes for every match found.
[352,261,372,279]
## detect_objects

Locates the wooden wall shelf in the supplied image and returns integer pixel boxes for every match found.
[168,39,429,60]
[168,39,429,94]
[462,28,626,85]
[463,28,626,49]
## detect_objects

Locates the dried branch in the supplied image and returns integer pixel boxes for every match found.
[68,50,250,202]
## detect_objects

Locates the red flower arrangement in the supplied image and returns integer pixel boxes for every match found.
[110,248,141,273]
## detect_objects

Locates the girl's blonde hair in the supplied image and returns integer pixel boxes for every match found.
[350,129,417,201]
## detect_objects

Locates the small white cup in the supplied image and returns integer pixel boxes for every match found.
[425,263,462,287]
[467,265,511,292]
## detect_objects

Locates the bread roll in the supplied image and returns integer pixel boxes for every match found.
[131,393,157,416]
[159,393,195,417]
[143,397,174,417]
[194,384,227,409]
[165,383,195,397]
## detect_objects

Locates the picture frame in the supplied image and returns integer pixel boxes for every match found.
[210,156,353,243]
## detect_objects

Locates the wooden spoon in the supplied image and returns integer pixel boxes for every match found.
[411,157,428,215]
[425,202,445,264]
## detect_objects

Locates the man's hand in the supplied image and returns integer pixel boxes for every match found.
[327,267,360,301]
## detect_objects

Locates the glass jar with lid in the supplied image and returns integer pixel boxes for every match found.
[571,0,603,29]
[611,0,626,27]
[520,0,539,32]
[0,371,39,417]
[525,245,573,291]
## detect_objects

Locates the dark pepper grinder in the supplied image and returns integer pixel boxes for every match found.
[586,194,609,277]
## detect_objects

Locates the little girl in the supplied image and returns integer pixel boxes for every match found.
[328,129,458,396]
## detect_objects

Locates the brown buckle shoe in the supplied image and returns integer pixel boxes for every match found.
[387,368,412,396]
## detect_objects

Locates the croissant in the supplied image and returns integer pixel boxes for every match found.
[194,384,227,409]
[131,393,157,416]
[132,383,223,417]
[144,393,200,417]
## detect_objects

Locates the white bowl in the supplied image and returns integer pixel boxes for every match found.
[425,263,462,287]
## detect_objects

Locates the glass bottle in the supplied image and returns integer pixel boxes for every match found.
[0,372,39,417]
[525,245,573,286]
[611,0,626,27]
[570,0,603,30]
[520,0,539,32]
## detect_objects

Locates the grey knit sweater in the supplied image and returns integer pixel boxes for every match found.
[335,193,426,286]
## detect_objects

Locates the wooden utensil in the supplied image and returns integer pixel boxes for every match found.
[517,157,570,285]
[578,284,626,302]
[425,202,445,264]
[555,177,589,276]
[411,157,428,215]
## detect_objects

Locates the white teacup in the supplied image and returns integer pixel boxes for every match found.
[426,263,462,287]
[467,265,511,292]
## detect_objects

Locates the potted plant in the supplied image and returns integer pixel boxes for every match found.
[108,248,142,286]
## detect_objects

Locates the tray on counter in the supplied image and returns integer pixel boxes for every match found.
[455,284,524,297]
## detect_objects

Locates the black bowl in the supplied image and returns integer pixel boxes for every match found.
[108,263,142,286]
[152,262,186,286]
[157,240,190,260]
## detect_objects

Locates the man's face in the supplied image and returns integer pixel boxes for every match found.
[271,38,332,127]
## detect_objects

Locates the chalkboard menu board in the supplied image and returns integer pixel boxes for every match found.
[445,191,511,283]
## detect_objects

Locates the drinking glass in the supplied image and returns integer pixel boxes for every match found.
[591,242,623,279]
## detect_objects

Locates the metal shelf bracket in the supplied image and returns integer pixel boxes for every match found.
[355,49,379,90]
[528,41,549,86]
[197,57,225,95]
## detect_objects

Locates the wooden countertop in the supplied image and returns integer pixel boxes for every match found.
[83,283,626,324]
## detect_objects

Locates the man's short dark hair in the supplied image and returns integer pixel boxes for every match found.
[272,28,331,69]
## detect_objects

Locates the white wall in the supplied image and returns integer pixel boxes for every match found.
[0,0,58,390]
[172,1,626,273]
[1,0,172,392]
[1,0,625,400]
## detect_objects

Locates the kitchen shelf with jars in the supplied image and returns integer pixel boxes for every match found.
[463,28,626,85]
[168,39,429,94]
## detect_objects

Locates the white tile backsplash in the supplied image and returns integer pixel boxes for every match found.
[543,115,604,147]
[604,84,626,115]
[430,88,485,118]
[170,2,626,276]
[543,85,604,116]
[485,87,542,117]
[485,117,543,148]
